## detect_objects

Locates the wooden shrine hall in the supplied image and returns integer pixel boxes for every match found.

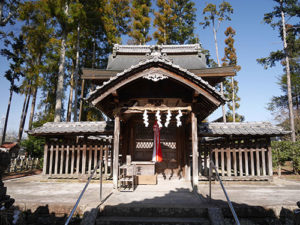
[29,44,289,189]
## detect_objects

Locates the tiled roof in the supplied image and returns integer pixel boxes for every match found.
[0,142,18,149]
[107,44,207,70]
[87,55,226,103]
[28,121,113,136]
[198,122,290,136]
[28,121,289,137]
[112,44,202,54]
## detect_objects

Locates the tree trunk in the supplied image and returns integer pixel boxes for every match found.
[66,67,74,122]
[213,26,226,123]
[79,79,85,122]
[232,77,236,122]
[18,89,31,142]
[1,86,13,144]
[73,25,80,122]
[28,86,37,130]
[18,91,28,140]
[278,165,281,177]
[54,2,68,122]
[281,0,295,142]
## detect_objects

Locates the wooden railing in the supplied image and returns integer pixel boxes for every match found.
[199,138,273,181]
[43,139,112,179]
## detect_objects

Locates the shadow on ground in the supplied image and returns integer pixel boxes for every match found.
[1,186,299,224]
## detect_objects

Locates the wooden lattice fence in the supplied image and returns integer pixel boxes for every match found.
[199,138,273,181]
[43,139,112,179]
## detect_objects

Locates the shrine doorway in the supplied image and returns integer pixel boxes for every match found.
[134,121,182,180]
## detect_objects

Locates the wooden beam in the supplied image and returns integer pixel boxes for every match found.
[113,115,120,189]
[81,66,236,80]
[128,106,192,112]
[191,112,198,188]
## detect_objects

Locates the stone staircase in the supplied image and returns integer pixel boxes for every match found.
[95,205,212,225]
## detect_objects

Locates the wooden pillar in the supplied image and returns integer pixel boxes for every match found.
[82,143,87,175]
[49,144,54,176]
[267,138,273,176]
[71,144,75,175]
[43,142,48,175]
[54,144,59,175]
[60,144,64,174]
[88,144,92,175]
[191,112,198,188]
[113,115,120,189]
[226,146,231,177]
[65,144,70,174]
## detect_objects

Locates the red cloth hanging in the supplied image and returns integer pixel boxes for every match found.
[152,121,163,162]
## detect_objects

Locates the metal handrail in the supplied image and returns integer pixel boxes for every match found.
[65,160,103,225]
[209,160,241,225]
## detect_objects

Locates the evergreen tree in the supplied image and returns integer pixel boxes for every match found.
[153,0,196,44]
[0,0,20,38]
[153,0,176,44]
[19,0,52,129]
[129,0,152,44]
[100,0,131,46]
[46,0,72,122]
[171,0,196,44]
[221,26,242,122]
[200,1,233,123]
[0,34,25,144]
[257,0,299,142]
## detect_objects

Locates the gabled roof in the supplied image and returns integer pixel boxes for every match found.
[198,122,290,137]
[107,44,207,70]
[28,121,113,136]
[87,55,226,106]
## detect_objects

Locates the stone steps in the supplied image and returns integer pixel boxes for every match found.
[94,205,211,225]
[100,206,208,218]
[96,216,210,225]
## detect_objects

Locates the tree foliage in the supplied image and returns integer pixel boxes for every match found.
[222,26,243,122]
[154,0,196,44]
[257,0,299,142]
[129,0,151,44]
[272,140,300,175]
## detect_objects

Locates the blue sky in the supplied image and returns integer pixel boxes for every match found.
[0,0,285,132]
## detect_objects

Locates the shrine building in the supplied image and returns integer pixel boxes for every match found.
[29,44,289,189]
